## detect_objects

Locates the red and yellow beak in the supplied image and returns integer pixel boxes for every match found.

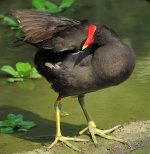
[82,25,97,50]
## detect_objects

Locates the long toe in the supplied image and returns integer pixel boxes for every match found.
[47,135,88,152]
[79,121,129,145]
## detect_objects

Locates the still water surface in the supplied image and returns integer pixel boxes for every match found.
[0,0,150,153]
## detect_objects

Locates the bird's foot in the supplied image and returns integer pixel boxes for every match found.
[47,135,89,152]
[79,121,128,146]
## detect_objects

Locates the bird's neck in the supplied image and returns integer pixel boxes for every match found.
[98,27,120,46]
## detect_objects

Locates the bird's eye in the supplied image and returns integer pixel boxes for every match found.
[96,30,101,36]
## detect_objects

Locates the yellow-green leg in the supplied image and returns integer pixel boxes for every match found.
[47,96,88,152]
[78,95,128,145]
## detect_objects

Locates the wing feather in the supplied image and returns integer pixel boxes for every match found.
[11,9,79,43]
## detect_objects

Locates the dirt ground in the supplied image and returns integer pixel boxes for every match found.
[14,121,150,154]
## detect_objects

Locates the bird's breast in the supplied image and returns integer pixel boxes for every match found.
[92,45,135,86]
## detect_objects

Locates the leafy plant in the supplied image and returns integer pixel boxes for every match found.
[32,0,75,13]
[1,62,42,82]
[0,114,36,134]
[0,14,19,30]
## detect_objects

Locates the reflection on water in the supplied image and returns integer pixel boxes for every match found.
[136,56,150,83]
[0,0,150,153]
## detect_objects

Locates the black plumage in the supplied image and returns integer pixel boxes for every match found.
[34,26,135,97]
[12,9,135,151]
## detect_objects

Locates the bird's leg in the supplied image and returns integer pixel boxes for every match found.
[47,96,88,152]
[78,95,127,146]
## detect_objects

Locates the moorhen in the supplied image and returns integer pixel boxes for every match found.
[12,10,135,152]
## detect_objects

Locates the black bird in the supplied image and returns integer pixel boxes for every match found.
[12,10,135,152]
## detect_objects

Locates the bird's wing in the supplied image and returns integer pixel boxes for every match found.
[11,9,80,44]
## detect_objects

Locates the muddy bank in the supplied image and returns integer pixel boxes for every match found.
[14,121,150,154]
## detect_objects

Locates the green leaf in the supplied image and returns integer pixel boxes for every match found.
[30,73,42,79]
[0,121,3,127]
[0,114,36,133]
[2,63,41,81]
[32,0,46,10]
[2,120,16,128]
[6,114,20,127]
[7,113,16,120]
[7,114,23,122]
[16,62,32,77]
[45,1,59,13]
[7,78,24,82]
[3,114,23,128]
[30,68,42,79]
[16,114,24,121]
[59,0,75,11]
[1,65,19,77]
[0,120,11,127]
[0,15,18,27]
[0,127,14,134]
[3,17,18,27]
[0,121,7,127]
[19,121,36,129]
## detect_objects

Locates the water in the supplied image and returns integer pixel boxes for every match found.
[0,0,150,153]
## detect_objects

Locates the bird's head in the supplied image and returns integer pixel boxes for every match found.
[82,24,118,50]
